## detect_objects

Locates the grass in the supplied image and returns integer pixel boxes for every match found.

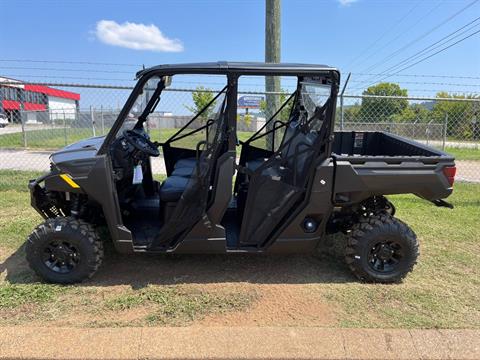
[445,146,480,161]
[0,283,63,308]
[0,170,43,192]
[0,170,255,326]
[0,169,478,328]
[0,127,255,151]
[0,128,97,149]
[322,182,480,329]
[105,286,255,326]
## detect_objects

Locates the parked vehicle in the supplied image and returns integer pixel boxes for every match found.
[0,113,8,128]
[25,62,455,284]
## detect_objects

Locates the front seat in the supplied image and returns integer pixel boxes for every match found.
[159,176,189,202]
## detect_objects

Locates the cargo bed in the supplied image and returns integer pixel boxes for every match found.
[330,131,455,204]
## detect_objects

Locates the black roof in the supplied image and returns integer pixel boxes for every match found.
[136,61,339,78]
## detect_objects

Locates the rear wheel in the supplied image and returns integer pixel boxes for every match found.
[345,214,418,283]
[26,217,103,284]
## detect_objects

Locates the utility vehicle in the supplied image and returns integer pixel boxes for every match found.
[25,62,456,284]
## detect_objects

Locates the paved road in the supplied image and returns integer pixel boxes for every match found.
[0,124,66,135]
[0,149,167,174]
[0,326,478,359]
[416,139,480,149]
[1,149,478,182]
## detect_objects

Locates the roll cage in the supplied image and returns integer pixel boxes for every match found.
[99,62,340,155]
[98,62,339,252]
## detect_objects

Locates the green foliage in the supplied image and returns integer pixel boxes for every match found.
[243,113,252,128]
[342,104,361,122]
[391,103,431,123]
[431,92,480,138]
[185,86,215,123]
[359,82,408,122]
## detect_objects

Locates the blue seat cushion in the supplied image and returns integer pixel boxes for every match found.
[246,158,267,172]
[171,166,195,177]
[160,176,189,202]
[174,158,197,169]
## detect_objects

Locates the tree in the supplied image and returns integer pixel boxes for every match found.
[342,104,361,123]
[391,103,431,123]
[359,82,408,122]
[432,92,479,138]
[185,86,215,123]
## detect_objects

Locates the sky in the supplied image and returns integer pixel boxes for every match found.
[0,0,479,108]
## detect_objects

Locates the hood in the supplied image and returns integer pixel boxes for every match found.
[50,136,106,165]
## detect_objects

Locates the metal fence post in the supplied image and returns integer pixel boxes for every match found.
[90,106,96,137]
[443,113,448,151]
[20,110,27,148]
[412,119,418,139]
[63,110,67,146]
[340,94,344,130]
[426,119,433,146]
[101,105,105,135]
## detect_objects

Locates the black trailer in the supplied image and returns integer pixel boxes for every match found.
[25,62,455,284]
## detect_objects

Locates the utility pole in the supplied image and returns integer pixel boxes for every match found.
[265,0,281,149]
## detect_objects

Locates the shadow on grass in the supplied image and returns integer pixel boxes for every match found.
[1,238,355,288]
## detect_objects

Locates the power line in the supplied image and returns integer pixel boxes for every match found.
[348,1,443,73]
[0,74,136,82]
[352,73,480,80]
[359,0,479,74]
[361,17,480,85]
[0,59,143,67]
[349,79,480,87]
[361,28,480,88]
[0,66,134,74]
[344,2,420,70]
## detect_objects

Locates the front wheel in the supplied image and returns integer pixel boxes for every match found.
[26,217,103,284]
[345,214,418,283]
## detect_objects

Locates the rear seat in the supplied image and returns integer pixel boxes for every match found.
[245,124,318,180]
[171,157,196,177]
[175,158,196,169]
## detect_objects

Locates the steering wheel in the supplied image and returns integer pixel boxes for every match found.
[123,130,160,157]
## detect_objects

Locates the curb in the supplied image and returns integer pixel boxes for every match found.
[0,327,479,359]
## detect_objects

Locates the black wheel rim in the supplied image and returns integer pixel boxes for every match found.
[367,240,404,273]
[42,240,80,274]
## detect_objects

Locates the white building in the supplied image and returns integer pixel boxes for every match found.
[0,76,80,123]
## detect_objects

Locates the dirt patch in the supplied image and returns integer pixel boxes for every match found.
[0,245,342,328]
[199,284,337,327]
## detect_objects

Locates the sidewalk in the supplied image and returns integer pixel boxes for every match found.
[0,326,478,359]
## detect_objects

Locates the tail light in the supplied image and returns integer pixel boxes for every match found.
[442,166,456,187]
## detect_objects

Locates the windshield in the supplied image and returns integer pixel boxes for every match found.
[117,76,164,133]
[130,76,163,118]
[301,80,332,119]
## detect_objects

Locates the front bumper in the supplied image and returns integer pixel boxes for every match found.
[29,172,61,219]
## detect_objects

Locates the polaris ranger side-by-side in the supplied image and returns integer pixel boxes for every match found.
[26,62,456,284]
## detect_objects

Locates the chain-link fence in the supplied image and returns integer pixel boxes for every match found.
[0,82,479,182]
[337,93,480,182]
